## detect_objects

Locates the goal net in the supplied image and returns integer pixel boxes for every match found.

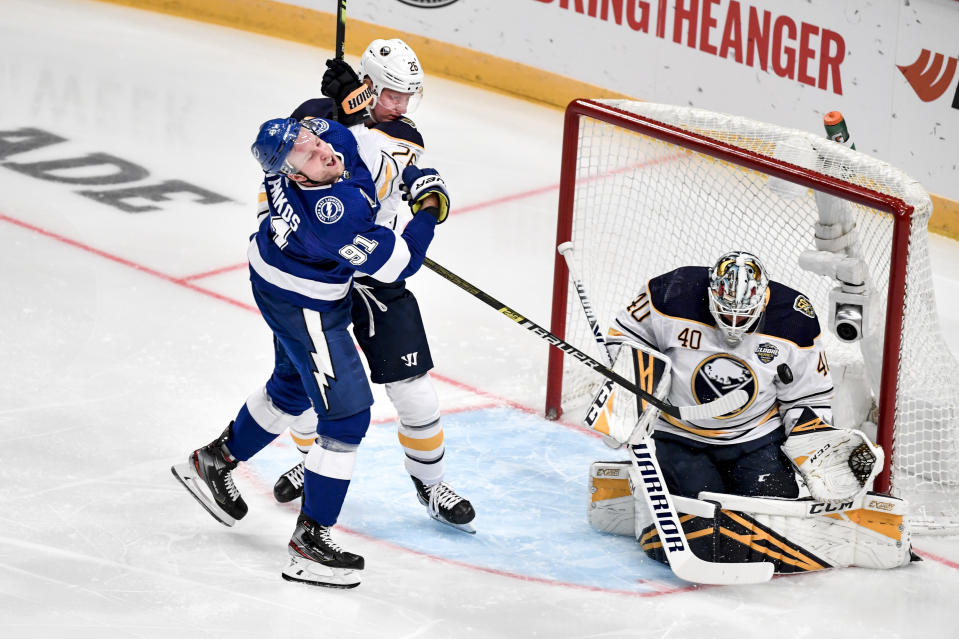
[545,99,959,534]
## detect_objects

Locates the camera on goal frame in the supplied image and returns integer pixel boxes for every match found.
[828,288,868,344]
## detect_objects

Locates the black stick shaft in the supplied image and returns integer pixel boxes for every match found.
[335,0,346,60]
[422,258,681,418]
[330,0,347,120]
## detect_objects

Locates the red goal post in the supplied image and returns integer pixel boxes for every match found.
[545,99,958,533]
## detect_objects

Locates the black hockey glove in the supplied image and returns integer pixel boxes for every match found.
[321,58,374,126]
[401,165,450,224]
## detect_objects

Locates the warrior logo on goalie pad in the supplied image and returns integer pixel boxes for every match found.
[693,354,756,418]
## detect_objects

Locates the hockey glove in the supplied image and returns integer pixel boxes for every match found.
[401,165,450,223]
[781,409,883,503]
[321,58,374,126]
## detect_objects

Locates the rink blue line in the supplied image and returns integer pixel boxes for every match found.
[249,406,683,595]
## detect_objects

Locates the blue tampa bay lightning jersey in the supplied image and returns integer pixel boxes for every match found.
[248,120,437,312]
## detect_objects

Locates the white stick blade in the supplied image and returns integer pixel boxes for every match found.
[670,552,775,585]
[677,389,749,421]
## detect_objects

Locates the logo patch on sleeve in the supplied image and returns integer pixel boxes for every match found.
[755,342,779,364]
[793,294,816,318]
[315,196,345,224]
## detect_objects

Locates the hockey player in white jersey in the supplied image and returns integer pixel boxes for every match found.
[269,39,475,533]
[587,250,913,574]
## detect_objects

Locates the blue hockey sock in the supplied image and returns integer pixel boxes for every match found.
[300,409,370,525]
[225,404,280,461]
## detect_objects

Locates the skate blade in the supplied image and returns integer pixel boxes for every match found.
[281,558,361,589]
[170,463,236,527]
[428,512,476,535]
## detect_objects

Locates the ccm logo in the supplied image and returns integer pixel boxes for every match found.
[809,500,854,514]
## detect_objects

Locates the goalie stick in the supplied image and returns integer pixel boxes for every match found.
[558,242,774,585]
[422,258,747,422]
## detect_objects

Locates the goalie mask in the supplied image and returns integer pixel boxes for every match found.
[359,39,424,113]
[708,251,770,345]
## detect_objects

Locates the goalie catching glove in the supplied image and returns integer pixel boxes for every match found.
[401,165,450,223]
[781,408,883,503]
[321,59,374,127]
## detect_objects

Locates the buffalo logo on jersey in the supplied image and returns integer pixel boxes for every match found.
[754,342,779,364]
[793,294,816,318]
[692,354,756,418]
[315,196,345,224]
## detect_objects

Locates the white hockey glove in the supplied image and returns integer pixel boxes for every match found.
[583,339,671,448]
[781,409,883,503]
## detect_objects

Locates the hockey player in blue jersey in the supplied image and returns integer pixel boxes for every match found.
[270,39,476,533]
[171,115,450,588]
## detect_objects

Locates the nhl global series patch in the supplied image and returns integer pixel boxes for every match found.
[755,342,779,364]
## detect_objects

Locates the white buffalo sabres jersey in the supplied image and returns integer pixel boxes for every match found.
[350,117,424,231]
[608,266,833,446]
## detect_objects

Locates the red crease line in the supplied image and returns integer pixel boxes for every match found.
[913,548,959,570]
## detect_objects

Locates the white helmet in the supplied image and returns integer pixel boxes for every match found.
[359,39,424,113]
[707,251,770,345]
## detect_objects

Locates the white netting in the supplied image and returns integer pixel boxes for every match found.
[553,100,959,533]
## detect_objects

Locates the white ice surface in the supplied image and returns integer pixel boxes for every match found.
[1,1,958,638]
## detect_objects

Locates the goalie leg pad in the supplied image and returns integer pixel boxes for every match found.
[640,491,913,572]
[588,462,724,539]
[639,507,835,573]
[587,461,636,536]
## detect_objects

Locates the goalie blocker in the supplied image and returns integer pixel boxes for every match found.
[588,461,916,572]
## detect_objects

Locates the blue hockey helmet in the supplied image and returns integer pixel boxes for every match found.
[250,117,363,179]
[250,118,301,174]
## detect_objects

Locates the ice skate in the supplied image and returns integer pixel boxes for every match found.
[273,461,305,503]
[281,513,364,589]
[412,477,476,534]
[171,422,248,527]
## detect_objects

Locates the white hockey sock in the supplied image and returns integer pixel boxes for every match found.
[399,418,445,484]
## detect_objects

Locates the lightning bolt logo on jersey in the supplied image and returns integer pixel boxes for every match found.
[608,266,833,445]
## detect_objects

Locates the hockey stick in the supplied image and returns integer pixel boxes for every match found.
[558,242,774,585]
[422,257,747,421]
[330,0,347,120]
[334,0,347,61]
[557,241,618,428]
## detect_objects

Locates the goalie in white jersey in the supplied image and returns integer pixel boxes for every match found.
[588,250,913,574]
[607,250,833,499]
